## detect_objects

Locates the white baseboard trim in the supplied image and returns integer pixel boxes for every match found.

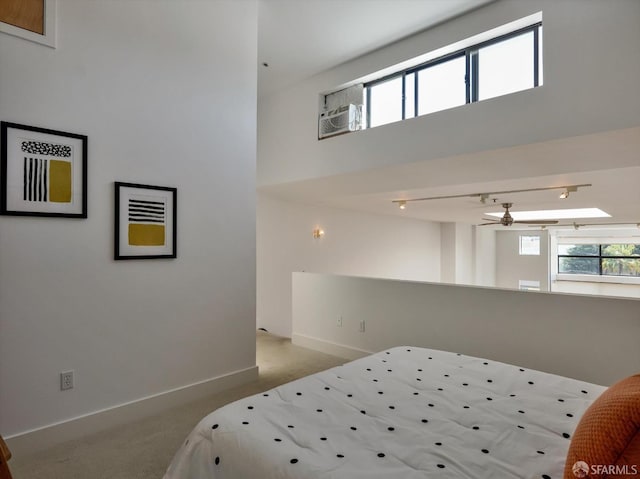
[6,365,258,456]
[292,333,372,361]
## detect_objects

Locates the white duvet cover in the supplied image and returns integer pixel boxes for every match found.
[164,347,605,479]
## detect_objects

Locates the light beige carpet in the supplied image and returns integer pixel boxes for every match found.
[10,331,345,479]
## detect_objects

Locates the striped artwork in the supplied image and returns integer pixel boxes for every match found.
[128,198,166,246]
[23,157,47,201]
[21,140,73,204]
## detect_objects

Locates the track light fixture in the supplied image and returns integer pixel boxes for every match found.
[559,186,578,199]
[392,184,591,207]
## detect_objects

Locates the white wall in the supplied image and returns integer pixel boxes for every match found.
[455,223,474,285]
[496,230,549,290]
[258,0,640,187]
[440,223,457,284]
[292,273,640,386]
[257,193,441,337]
[0,0,257,439]
[473,227,496,287]
[440,222,478,285]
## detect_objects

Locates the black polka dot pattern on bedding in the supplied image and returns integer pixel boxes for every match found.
[195,346,599,477]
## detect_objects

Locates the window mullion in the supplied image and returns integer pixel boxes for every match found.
[470,50,479,102]
[414,72,419,116]
[465,51,471,104]
[533,26,540,87]
[402,73,406,120]
[598,245,602,275]
[366,87,371,129]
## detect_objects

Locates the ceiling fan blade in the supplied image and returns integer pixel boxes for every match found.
[513,220,559,225]
[478,222,499,226]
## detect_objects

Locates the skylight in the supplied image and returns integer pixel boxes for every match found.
[485,208,611,221]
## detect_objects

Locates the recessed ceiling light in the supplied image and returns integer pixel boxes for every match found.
[485,208,611,221]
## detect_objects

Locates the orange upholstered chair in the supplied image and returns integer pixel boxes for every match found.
[564,374,640,479]
[0,435,13,479]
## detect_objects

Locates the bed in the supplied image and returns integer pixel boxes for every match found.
[163,346,607,479]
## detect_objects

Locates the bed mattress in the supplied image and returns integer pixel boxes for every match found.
[164,346,605,479]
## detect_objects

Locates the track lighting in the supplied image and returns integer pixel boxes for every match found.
[392,184,591,206]
[559,186,577,199]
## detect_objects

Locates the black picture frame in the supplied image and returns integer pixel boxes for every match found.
[114,182,177,260]
[1,121,88,218]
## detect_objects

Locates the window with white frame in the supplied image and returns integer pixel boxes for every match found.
[557,243,640,277]
[363,22,542,129]
[519,235,541,255]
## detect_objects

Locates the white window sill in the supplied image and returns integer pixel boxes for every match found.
[555,274,640,285]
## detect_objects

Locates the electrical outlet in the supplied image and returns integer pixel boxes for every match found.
[359,320,365,333]
[336,316,343,327]
[60,371,74,391]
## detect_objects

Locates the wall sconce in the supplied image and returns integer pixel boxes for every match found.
[313,228,325,239]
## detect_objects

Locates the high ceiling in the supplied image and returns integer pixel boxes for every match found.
[258,0,495,98]
[256,1,640,231]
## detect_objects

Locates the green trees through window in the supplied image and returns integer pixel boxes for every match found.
[558,244,640,277]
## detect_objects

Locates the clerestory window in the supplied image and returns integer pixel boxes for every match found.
[363,23,542,129]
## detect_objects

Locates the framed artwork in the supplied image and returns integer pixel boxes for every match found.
[0,0,56,48]
[1,121,87,217]
[114,182,177,260]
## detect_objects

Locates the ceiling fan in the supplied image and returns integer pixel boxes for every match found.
[479,203,559,227]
